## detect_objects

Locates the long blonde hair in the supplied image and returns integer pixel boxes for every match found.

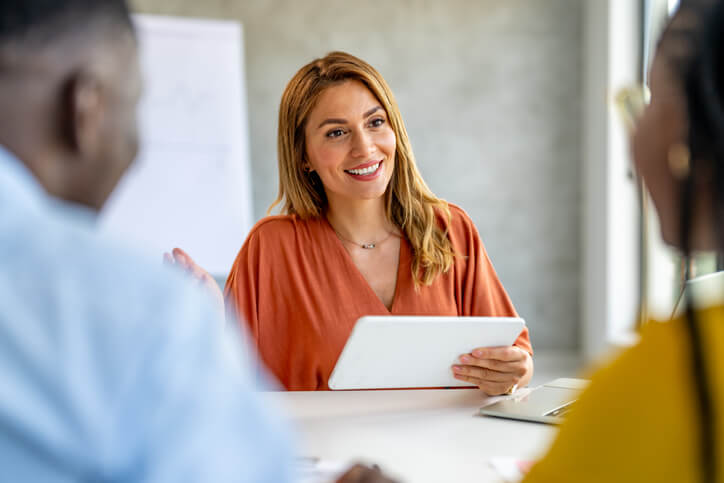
[270,51,454,286]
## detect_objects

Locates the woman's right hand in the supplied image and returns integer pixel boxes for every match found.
[163,247,225,316]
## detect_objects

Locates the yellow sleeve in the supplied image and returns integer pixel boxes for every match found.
[523,320,701,483]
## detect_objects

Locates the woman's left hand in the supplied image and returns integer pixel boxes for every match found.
[452,346,533,396]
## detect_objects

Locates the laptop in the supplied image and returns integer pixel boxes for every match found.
[479,378,588,425]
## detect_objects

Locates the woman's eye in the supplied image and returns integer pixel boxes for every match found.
[370,118,385,127]
[326,129,345,138]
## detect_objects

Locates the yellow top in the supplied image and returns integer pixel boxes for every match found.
[524,305,724,483]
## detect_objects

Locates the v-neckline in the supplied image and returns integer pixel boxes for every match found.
[323,217,405,314]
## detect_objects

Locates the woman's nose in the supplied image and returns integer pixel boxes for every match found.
[350,130,375,157]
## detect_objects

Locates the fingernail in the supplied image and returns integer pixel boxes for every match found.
[453,365,463,373]
[460,355,471,363]
[473,349,484,357]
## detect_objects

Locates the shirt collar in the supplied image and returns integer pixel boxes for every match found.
[0,144,97,223]
[0,144,50,214]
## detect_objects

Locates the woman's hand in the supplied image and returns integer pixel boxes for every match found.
[452,346,533,395]
[163,247,225,316]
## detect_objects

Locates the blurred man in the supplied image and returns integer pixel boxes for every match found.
[0,2,394,482]
[0,1,297,481]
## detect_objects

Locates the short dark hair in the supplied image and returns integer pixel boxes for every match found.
[0,0,133,46]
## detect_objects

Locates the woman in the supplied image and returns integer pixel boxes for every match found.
[170,52,533,392]
[524,1,724,481]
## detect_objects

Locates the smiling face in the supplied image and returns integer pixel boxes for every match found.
[303,80,396,207]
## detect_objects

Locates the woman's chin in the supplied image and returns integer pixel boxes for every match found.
[657,216,685,250]
[659,229,681,250]
[347,184,390,202]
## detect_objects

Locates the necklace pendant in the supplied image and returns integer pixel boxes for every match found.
[361,243,376,249]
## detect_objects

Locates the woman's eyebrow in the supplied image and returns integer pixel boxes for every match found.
[317,106,383,129]
[318,117,347,128]
[363,106,382,117]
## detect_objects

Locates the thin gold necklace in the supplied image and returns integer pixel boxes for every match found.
[330,225,397,249]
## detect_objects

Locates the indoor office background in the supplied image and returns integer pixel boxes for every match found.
[131,0,583,356]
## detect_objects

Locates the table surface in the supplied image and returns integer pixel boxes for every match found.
[266,388,559,483]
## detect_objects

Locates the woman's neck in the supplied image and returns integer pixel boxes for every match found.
[326,196,396,242]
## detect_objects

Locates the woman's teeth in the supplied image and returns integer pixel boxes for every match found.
[346,162,380,175]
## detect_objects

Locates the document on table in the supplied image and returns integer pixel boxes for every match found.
[489,457,534,482]
[295,457,349,483]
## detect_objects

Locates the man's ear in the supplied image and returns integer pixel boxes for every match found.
[62,71,105,160]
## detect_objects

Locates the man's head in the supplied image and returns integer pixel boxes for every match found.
[0,0,141,210]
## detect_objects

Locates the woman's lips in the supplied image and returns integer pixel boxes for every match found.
[345,160,383,179]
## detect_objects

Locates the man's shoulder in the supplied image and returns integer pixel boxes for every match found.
[82,233,214,328]
[0,204,223,401]
[9,204,214,330]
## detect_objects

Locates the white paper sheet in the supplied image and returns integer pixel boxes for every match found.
[295,457,349,483]
[100,14,252,275]
[489,457,526,483]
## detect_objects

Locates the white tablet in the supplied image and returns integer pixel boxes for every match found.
[328,316,526,390]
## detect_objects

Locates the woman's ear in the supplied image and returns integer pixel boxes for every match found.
[302,157,314,173]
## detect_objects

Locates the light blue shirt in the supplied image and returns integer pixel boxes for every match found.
[0,146,294,482]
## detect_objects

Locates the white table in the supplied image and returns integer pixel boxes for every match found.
[266,388,559,483]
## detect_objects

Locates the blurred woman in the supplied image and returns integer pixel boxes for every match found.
[169,52,533,391]
[524,1,724,481]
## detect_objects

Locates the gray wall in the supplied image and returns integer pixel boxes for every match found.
[131,0,582,351]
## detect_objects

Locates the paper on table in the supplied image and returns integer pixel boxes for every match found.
[489,457,534,483]
[295,457,350,483]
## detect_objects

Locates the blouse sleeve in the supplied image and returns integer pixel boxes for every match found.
[224,230,262,347]
[449,206,533,354]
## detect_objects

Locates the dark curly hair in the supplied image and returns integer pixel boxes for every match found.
[659,1,724,481]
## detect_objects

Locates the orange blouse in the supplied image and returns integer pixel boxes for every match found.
[225,204,532,390]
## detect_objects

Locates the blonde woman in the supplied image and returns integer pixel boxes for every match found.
[169,52,533,391]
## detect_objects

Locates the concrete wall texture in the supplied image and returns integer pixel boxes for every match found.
[131,0,582,351]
